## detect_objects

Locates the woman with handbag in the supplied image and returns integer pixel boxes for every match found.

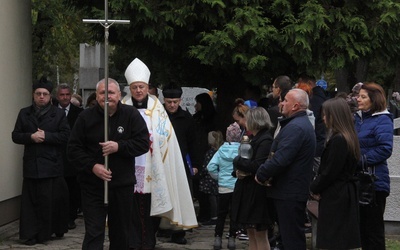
[310,97,362,249]
[355,82,393,250]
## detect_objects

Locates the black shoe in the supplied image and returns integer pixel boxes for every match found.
[24,239,37,246]
[171,237,187,245]
[157,229,171,238]
[55,233,64,238]
[68,221,77,229]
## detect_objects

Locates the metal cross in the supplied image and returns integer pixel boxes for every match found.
[83,0,130,205]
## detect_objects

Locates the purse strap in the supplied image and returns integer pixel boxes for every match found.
[361,154,375,174]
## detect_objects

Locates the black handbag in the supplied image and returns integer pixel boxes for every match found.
[357,155,377,206]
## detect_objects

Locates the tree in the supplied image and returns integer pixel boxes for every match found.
[62,0,400,126]
[32,0,92,86]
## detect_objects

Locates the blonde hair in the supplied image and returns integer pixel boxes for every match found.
[208,131,224,150]
[232,98,249,118]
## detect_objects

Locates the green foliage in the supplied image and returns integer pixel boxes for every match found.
[32,0,91,84]
[45,0,400,92]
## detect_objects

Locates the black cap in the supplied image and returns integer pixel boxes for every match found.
[33,76,53,93]
[162,85,183,98]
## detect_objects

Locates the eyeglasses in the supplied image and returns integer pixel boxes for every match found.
[34,92,50,97]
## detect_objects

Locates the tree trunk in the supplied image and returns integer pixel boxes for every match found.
[355,58,369,83]
[335,68,349,93]
[393,61,400,92]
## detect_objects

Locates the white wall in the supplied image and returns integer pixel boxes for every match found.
[0,0,31,201]
[385,134,400,221]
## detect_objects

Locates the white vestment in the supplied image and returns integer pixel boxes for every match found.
[123,95,198,229]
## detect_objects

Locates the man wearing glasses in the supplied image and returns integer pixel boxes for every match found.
[12,77,70,245]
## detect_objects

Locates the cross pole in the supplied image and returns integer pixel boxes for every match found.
[83,0,130,206]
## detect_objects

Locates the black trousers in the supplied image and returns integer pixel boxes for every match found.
[81,185,133,250]
[129,193,157,249]
[360,191,388,250]
[215,192,237,237]
[273,199,307,250]
[65,175,81,221]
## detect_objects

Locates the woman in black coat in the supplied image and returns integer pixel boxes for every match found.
[232,107,274,249]
[310,98,361,249]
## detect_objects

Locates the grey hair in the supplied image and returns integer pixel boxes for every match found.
[289,88,309,109]
[56,83,71,93]
[245,107,272,132]
[96,78,120,91]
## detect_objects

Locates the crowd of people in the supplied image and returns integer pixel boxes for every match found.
[11,62,394,250]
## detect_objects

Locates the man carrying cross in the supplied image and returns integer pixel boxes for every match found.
[67,78,149,250]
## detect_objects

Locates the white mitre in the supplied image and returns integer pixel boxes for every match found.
[124,58,151,85]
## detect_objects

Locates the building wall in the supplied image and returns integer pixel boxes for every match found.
[0,0,31,226]
[386,135,400,223]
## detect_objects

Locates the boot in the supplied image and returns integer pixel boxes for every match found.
[213,236,222,250]
[227,236,236,250]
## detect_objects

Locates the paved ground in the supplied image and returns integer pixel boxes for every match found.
[0,215,255,250]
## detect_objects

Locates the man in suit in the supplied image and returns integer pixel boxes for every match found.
[55,83,84,229]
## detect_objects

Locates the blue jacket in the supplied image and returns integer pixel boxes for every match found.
[256,111,316,202]
[207,142,239,190]
[354,110,393,194]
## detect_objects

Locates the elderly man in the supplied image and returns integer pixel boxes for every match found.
[123,58,197,249]
[162,85,202,243]
[256,88,316,250]
[67,78,149,250]
[54,83,84,230]
[12,78,70,245]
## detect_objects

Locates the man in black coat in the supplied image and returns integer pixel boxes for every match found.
[67,78,149,250]
[267,75,293,135]
[297,74,328,170]
[12,78,70,245]
[54,83,84,230]
[162,85,202,244]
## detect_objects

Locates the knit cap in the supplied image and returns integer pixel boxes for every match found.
[226,122,241,142]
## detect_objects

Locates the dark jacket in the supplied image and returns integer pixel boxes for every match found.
[310,134,361,249]
[67,102,149,189]
[193,110,218,159]
[59,103,83,176]
[12,105,70,178]
[256,111,316,202]
[232,128,273,225]
[166,106,202,178]
[310,86,328,157]
[354,110,393,194]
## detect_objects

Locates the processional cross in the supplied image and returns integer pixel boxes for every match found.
[83,0,130,205]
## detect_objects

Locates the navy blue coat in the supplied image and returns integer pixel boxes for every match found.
[256,111,316,202]
[354,110,393,194]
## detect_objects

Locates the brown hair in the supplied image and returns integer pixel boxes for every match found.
[322,98,361,160]
[360,82,387,113]
[232,98,249,118]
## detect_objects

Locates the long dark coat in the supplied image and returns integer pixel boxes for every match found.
[310,134,361,249]
[12,104,70,178]
[62,103,83,176]
[231,128,273,227]
[12,104,71,241]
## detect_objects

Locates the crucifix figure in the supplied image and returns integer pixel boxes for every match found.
[83,0,129,205]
